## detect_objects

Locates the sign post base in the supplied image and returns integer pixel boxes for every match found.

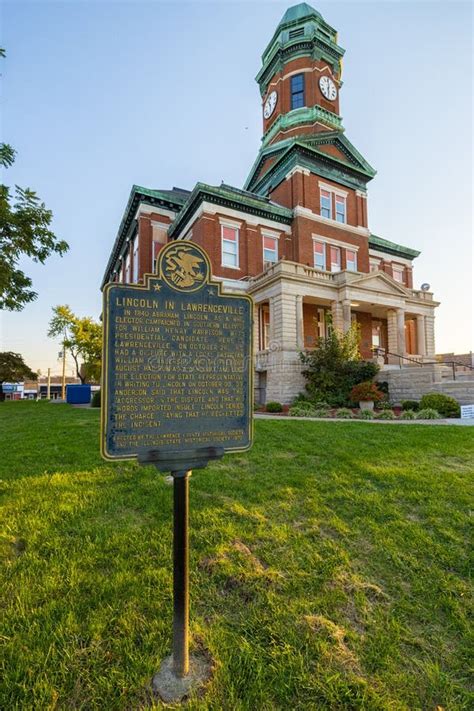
[152,653,212,704]
[139,447,224,699]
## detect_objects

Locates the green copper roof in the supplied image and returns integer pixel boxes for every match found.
[257,3,344,96]
[279,3,323,26]
[245,132,376,194]
[168,182,293,239]
[369,234,420,260]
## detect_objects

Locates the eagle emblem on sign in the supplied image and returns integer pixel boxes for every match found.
[159,242,209,291]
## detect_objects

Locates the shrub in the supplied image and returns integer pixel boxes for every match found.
[350,381,383,403]
[300,321,380,407]
[312,400,331,410]
[416,408,441,420]
[313,408,331,418]
[402,400,419,412]
[289,405,313,417]
[357,409,375,419]
[292,399,316,411]
[400,410,416,420]
[266,401,283,413]
[419,393,460,418]
[377,381,389,397]
[376,400,393,411]
[335,408,354,419]
[91,390,101,408]
[375,410,396,420]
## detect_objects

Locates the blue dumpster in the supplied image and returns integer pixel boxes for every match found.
[66,384,92,404]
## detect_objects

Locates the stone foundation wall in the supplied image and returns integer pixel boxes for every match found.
[376,366,474,405]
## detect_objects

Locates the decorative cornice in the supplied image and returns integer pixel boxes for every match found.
[262,105,343,146]
[101,185,186,289]
[168,183,293,239]
[369,233,420,260]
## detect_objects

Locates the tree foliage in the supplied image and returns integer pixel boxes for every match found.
[300,320,380,407]
[0,351,37,385]
[48,305,102,384]
[0,48,69,311]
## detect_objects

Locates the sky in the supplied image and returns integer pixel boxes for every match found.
[1,0,472,375]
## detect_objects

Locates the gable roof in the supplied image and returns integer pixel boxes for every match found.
[348,270,411,296]
[245,132,376,195]
[168,182,293,238]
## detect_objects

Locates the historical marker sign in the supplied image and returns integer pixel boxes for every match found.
[101,241,253,460]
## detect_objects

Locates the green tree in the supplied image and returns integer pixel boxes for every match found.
[0,351,37,387]
[300,319,379,407]
[0,48,69,311]
[48,305,102,384]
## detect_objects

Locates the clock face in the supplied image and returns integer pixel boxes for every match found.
[263,90,278,119]
[319,76,337,101]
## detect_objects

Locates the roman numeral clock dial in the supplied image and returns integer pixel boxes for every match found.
[263,90,277,119]
[319,75,337,101]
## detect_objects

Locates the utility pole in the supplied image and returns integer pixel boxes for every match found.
[61,340,66,400]
[46,368,51,400]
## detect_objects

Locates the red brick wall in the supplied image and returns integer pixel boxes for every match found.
[184,213,288,279]
[355,311,373,359]
[263,57,341,136]
[289,215,370,272]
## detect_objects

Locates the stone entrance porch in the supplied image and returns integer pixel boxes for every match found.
[248,260,439,404]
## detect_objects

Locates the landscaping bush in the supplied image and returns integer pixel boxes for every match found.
[292,400,315,411]
[289,405,315,417]
[91,390,101,408]
[313,408,331,418]
[357,409,375,419]
[400,410,416,420]
[300,321,380,407]
[375,410,396,420]
[350,381,383,404]
[335,408,354,419]
[312,400,331,410]
[266,401,283,413]
[376,400,394,411]
[402,400,420,412]
[416,408,441,420]
[419,393,460,418]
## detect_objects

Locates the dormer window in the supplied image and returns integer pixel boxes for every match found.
[291,74,305,109]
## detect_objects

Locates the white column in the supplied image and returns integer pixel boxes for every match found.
[271,293,298,350]
[397,308,406,355]
[268,297,275,347]
[296,295,304,349]
[387,309,398,364]
[342,299,351,334]
[425,314,436,357]
[416,315,426,357]
[331,300,344,332]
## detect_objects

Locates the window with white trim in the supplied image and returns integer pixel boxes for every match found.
[263,235,278,265]
[132,236,139,283]
[346,248,357,272]
[335,195,346,223]
[221,225,239,268]
[313,241,326,270]
[316,308,327,339]
[330,245,341,272]
[320,189,331,219]
[392,265,404,283]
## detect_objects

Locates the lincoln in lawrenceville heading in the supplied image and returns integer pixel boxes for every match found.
[102,3,439,404]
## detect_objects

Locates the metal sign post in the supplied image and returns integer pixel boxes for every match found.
[102,241,252,702]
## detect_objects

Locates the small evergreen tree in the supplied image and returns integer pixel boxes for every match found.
[300,319,379,406]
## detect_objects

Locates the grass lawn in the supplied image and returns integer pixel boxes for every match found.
[1,401,473,710]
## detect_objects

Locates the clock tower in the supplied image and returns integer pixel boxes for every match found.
[257,2,345,147]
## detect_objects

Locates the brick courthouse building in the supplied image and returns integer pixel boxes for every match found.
[102,3,439,404]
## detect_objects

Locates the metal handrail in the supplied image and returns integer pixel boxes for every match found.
[373,348,474,381]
